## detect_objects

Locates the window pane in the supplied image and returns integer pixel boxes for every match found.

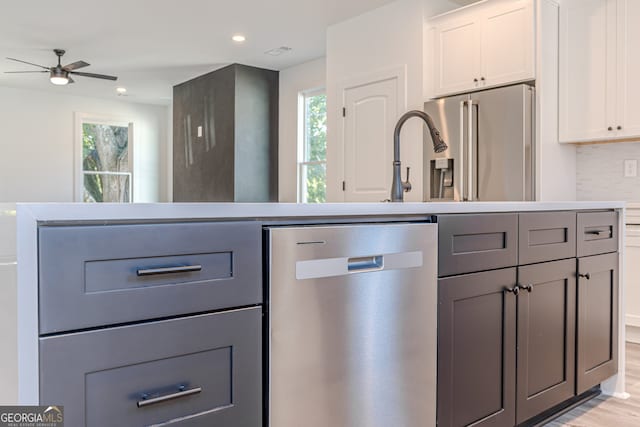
[300,163,326,203]
[83,173,131,203]
[304,94,327,162]
[82,123,130,203]
[82,123,129,173]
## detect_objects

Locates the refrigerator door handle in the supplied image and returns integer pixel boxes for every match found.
[459,100,466,201]
[467,100,475,201]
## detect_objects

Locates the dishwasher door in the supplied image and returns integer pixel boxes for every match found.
[268,223,437,427]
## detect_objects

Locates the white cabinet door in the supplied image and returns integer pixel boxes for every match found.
[433,17,482,97]
[481,0,535,88]
[616,0,640,138]
[342,77,398,202]
[559,0,617,142]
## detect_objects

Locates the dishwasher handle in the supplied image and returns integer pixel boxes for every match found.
[296,251,423,280]
[347,255,383,272]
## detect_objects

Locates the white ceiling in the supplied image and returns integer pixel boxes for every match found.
[0,0,398,105]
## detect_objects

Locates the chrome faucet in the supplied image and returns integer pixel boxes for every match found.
[390,110,447,202]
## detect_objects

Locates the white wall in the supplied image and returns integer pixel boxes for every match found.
[326,0,427,202]
[0,86,170,203]
[278,57,327,202]
[577,142,640,201]
[0,204,16,404]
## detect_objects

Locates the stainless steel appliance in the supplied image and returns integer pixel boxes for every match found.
[424,83,535,201]
[267,223,437,427]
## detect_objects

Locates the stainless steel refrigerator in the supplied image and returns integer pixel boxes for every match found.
[423,83,535,201]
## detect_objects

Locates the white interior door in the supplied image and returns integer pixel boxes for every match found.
[342,77,399,202]
[616,0,640,138]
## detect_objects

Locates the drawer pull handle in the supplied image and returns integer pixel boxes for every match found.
[504,286,519,296]
[521,284,533,293]
[585,229,610,237]
[136,265,202,276]
[137,385,202,408]
[579,273,591,280]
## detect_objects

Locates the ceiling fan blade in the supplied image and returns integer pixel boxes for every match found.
[63,60,89,71]
[6,57,51,70]
[4,70,48,73]
[69,71,117,81]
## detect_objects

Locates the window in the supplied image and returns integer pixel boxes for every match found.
[298,90,327,203]
[76,114,133,203]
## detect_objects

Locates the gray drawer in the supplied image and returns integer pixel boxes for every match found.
[518,211,576,265]
[577,211,618,257]
[39,308,262,427]
[438,214,518,276]
[39,221,261,333]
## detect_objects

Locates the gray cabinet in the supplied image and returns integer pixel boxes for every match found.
[577,211,618,257]
[39,221,261,333]
[518,211,576,265]
[438,213,518,276]
[40,308,262,427]
[516,259,576,423]
[438,268,517,427]
[577,252,619,394]
[437,210,620,426]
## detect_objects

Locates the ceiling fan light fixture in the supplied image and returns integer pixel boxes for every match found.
[50,68,69,85]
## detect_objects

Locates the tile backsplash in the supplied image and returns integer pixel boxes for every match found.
[577,142,640,202]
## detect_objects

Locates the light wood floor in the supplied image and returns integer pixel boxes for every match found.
[546,342,640,426]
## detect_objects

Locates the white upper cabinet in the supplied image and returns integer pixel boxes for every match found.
[560,0,640,143]
[429,0,535,98]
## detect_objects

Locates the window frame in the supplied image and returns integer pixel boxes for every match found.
[297,88,327,203]
[74,112,134,203]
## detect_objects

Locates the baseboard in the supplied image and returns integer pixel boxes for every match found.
[626,325,640,344]
[522,387,601,427]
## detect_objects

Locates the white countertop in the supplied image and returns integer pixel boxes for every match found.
[17,201,625,222]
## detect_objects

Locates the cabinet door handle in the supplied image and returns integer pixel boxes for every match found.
[473,78,479,83]
[618,125,623,130]
[608,126,613,131]
[585,229,610,237]
[136,264,202,276]
[578,273,591,280]
[504,285,519,295]
[137,385,202,408]
[520,284,533,293]
[480,77,485,81]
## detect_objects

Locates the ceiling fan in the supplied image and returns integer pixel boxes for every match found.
[4,49,118,86]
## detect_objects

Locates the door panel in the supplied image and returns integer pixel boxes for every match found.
[559,0,616,142]
[470,84,533,201]
[616,0,640,138]
[516,260,576,424]
[438,268,517,427]
[434,18,482,97]
[424,94,469,201]
[482,0,535,87]
[577,252,619,394]
[343,78,397,201]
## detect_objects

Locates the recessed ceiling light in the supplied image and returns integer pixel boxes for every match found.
[232,34,246,43]
[116,87,127,94]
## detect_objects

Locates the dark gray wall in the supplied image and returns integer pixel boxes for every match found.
[172,64,278,202]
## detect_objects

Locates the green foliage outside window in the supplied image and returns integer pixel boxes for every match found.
[304,94,327,203]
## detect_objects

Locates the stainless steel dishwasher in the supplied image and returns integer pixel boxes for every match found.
[267,222,437,427]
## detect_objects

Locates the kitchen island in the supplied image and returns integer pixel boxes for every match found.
[15,201,626,427]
